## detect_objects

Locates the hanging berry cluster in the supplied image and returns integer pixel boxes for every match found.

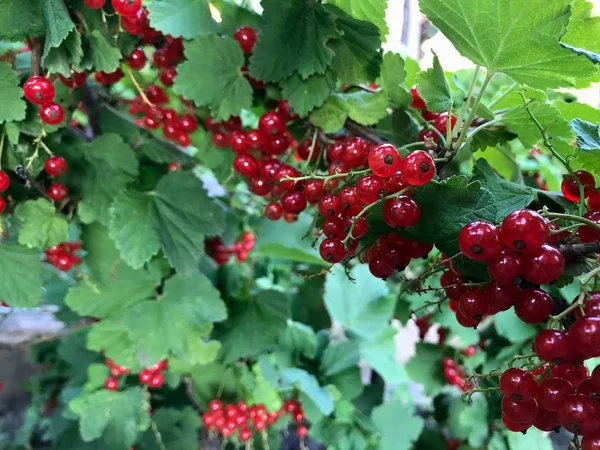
[103,358,167,391]
[23,76,65,126]
[442,357,474,393]
[205,231,256,265]
[44,241,82,272]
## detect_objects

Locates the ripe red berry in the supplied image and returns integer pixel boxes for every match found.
[401,150,435,186]
[55,254,73,271]
[410,88,426,109]
[356,175,385,204]
[341,137,369,168]
[233,154,260,178]
[240,428,252,441]
[433,112,457,134]
[569,317,600,358]
[458,221,502,261]
[369,254,396,279]
[0,171,10,192]
[577,211,600,243]
[246,130,264,152]
[104,377,119,391]
[212,131,230,149]
[502,414,532,433]
[552,363,589,387]
[0,197,6,214]
[265,132,291,155]
[458,289,489,321]
[149,373,164,388]
[440,270,468,302]
[515,288,554,324]
[265,202,283,221]
[234,26,258,54]
[23,76,55,105]
[588,189,600,212]
[94,69,123,85]
[574,292,600,319]
[296,426,309,438]
[558,393,600,435]
[382,195,421,228]
[159,67,177,86]
[368,144,402,177]
[39,102,65,126]
[323,217,344,238]
[455,310,478,328]
[501,396,539,423]
[126,47,146,70]
[487,249,522,285]
[112,0,142,17]
[84,0,106,8]
[145,85,168,104]
[48,183,69,201]
[319,238,346,263]
[248,176,271,196]
[258,111,286,137]
[537,378,574,411]
[533,408,560,432]
[304,179,324,204]
[58,69,88,89]
[175,132,191,147]
[381,243,410,271]
[561,170,596,201]
[500,368,538,402]
[44,156,68,177]
[534,329,571,362]
[318,194,342,218]
[282,191,307,214]
[582,432,600,450]
[521,244,565,285]
[500,209,549,251]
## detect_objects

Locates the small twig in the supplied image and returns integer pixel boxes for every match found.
[30,38,44,77]
[151,420,167,450]
[183,375,204,414]
[14,165,53,201]
[557,241,600,258]
[125,66,154,107]
[344,119,387,145]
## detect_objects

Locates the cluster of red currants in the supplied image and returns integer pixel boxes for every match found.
[562,170,600,241]
[0,170,10,213]
[499,365,600,448]
[202,398,308,442]
[138,359,167,389]
[103,358,129,391]
[84,0,143,18]
[44,241,82,272]
[205,232,256,265]
[23,76,65,126]
[442,357,474,392]
[44,155,69,202]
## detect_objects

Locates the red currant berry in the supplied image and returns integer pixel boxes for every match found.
[458,289,489,321]
[44,156,68,177]
[39,102,65,126]
[433,112,457,135]
[501,396,539,423]
[328,142,345,163]
[369,254,395,279]
[323,217,344,238]
[533,408,560,432]
[381,243,410,271]
[561,170,596,201]
[0,171,10,192]
[521,244,565,285]
[455,310,478,328]
[212,131,230,149]
[577,211,600,243]
[234,26,258,54]
[319,238,346,263]
[0,197,6,214]
[265,202,283,221]
[84,0,106,8]
[94,69,123,85]
[515,288,554,324]
[282,191,307,214]
[145,85,168,104]
[338,187,361,215]
[588,189,600,211]
[500,209,549,251]
[240,428,252,441]
[55,254,73,271]
[582,432,600,450]
[534,329,571,362]
[569,317,600,358]
[297,139,321,161]
[248,176,270,196]
[382,195,421,228]
[341,137,369,168]
[343,214,368,239]
[368,144,402,177]
[23,76,55,105]
[410,88,426,109]
[159,66,177,86]
[440,270,468,302]
[175,132,191,147]
[296,426,309,438]
[58,69,88,89]
[112,0,142,17]
[552,363,589,387]
[233,154,260,178]
[149,373,164,388]
[48,183,69,201]
[318,194,342,218]
[558,393,600,435]
[356,175,386,204]
[458,221,502,261]
[401,150,435,186]
[126,47,146,70]
[258,111,286,137]
[304,179,324,204]
[104,377,119,390]
[487,249,522,285]
[209,399,222,412]
[418,129,438,142]
[502,414,532,433]
[537,378,574,411]
[575,292,600,319]
[500,368,538,402]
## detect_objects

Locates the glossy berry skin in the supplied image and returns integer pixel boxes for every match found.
[48,183,69,201]
[179,115,198,134]
[537,378,574,411]
[534,329,571,362]
[440,271,467,302]
[0,197,5,214]
[501,397,539,423]
[500,209,549,251]
[502,414,531,433]
[458,289,489,321]
[318,194,342,217]
[340,186,362,215]
[534,408,560,432]
[484,282,520,312]
[558,394,600,435]
[433,112,457,135]
[159,67,177,86]
[23,76,55,105]
[487,249,522,285]
[304,179,324,204]
[521,244,565,284]
[588,189,600,211]
[94,69,123,85]
[297,140,320,161]
[282,191,307,214]
[234,26,258,54]
[561,170,596,201]
[258,111,286,137]
[368,144,402,177]
[319,238,346,263]
[58,70,88,89]
[233,154,259,178]
[574,292,600,319]
[582,432,600,450]
[212,132,230,149]
[149,373,165,388]
[104,377,119,391]
[553,363,589,387]
[369,255,395,279]
[44,156,68,177]
[569,317,600,358]
[342,137,369,168]
[112,0,142,17]
[401,150,436,186]
[0,171,10,192]
[515,288,554,324]
[410,88,426,109]
[381,243,410,271]
[356,175,385,204]
[55,254,73,272]
[328,142,344,163]
[458,221,502,261]
[84,0,106,8]
[297,426,309,438]
[500,368,538,402]
[265,202,282,221]
[39,102,65,125]
[578,211,600,243]
[323,217,343,238]
[382,196,421,228]
[126,47,146,70]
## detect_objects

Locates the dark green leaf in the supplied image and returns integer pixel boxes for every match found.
[321,340,360,376]
[281,368,334,415]
[328,0,388,40]
[16,199,69,249]
[0,244,42,307]
[380,52,411,107]
[0,0,44,40]
[571,118,600,150]
[86,30,123,73]
[42,0,75,63]
[280,72,335,117]
[147,0,218,39]
[138,407,200,450]
[416,53,453,112]
[0,62,27,124]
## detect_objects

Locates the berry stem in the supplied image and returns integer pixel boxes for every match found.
[543,211,600,234]
[344,119,387,145]
[302,129,319,171]
[460,118,502,150]
[548,266,600,326]
[454,71,494,151]
[468,370,503,381]
[445,104,453,148]
[462,386,501,400]
[0,131,5,170]
[488,82,518,109]
[506,353,536,368]
[150,419,167,450]
[281,168,371,183]
[452,65,481,141]
[125,66,155,107]
[398,142,425,153]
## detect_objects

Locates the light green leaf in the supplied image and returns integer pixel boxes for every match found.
[42,0,75,62]
[169,340,221,372]
[418,0,596,88]
[494,310,537,343]
[16,199,69,249]
[447,395,489,447]
[560,0,600,65]
[87,321,141,372]
[283,320,318,359]
[309,95,347,133]
[249,0,337,82]
[360,327,408,384]
[147,0,218,39]
[329,0,388,41]
[372,399,424,450]
[138,407,200,450]
[44,30,84,77]
[87,30,123,74]
[506,428,553,450]
[0,245,42,308]
[321,340,360,376]
[109,191,161,270]
[416,53,453,112]
[381,52,411,107]
[405,343,446,397]
[281,368,334,415]
[0,62,26,124]
[571,118,600,151]
[0,0,45,41]
[151,171,226,275]
[325,264,391,339]
[281,72,335,117]
[162,273,227,323]
[174,35,252,121]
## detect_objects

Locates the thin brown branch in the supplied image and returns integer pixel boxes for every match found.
[344,119,388,145]
[30,38,45,77]
[558,241,600,258]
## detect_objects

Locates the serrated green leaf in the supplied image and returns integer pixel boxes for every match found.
[174,35,252,121]
[506,428,553,450]
[447,395,489,447]
[147,0,218,39]
[418,0,596,88]
[249,0,337,82]
[560,0,600,65]
[416,53,453,112]
[163,273,227,323]
[138,407,200,450]
[405,343,446,397]
[151,171,226,275]
[359,326,408,384]
[43,30,84,77]
[0,244,42,307]
[321,340,360,376]
[372,399,424,450]
[494,310,537,343]
[87,30,123,73]
[329,0,388,41]
[283,320,318,359]
[109,191,160,269]
[58,327,100,386]
[0,0,45,41]
[87,321,141,372]
[169,339,221,371]
[380,52,411,107]
[0,62,27,124]
[281,368,334,415]
[42,0,75,63]
[571,118,600,150]
[15,199,69,249]
[217,290,291,364]
[281,72,335,117]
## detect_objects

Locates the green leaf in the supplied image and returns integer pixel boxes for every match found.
[405,343,446,396]
[325,264,391,339]
[44,30,84,77]
[506,428,553,450]
[494,310,537,343]
[249,0,337,82]
[372,399,424,450]
[327,5,382,84]
[280,72,335,117]
[174,35,252,121]
[571,118,600,150]
[283,320,318,359]
[79,134,139,225]
[58,328,100,385]
[70,387,150,449]
[42,0,75,63]
[15,199,69,249]
[163,273,227,323]
[0,62,27,124]
[380,52,411,108]
[151,171,226,275]
[447,395,489,447]
[329,0,388,41]
[0,0,45,40]
[471,159,534,222]
[359,326,408,384]
[418,0,597,88]
[147,0,218,39]
[416,53,453,113]
[321,340,360,376]
[138,407,200,450]
[217,290,291,364]
[560,0,600,65]
[281,368,334,415]
[109,191,161,270]
[0,244,42,307]
[87,321,140,372]
[86,30,123,73]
